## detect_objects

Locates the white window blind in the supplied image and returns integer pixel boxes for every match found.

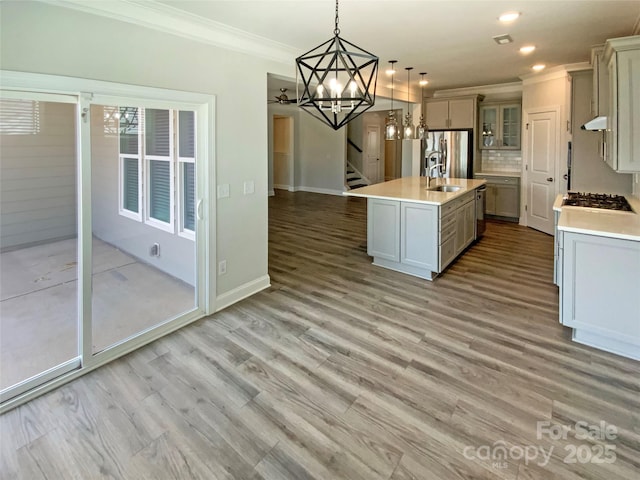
[178,110,196,234]
[145,109,173,229]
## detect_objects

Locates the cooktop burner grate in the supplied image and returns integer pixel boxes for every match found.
[562,192,633,211]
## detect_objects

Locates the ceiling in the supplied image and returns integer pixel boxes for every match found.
[156,0,639,99]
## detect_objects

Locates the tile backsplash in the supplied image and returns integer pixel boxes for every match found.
[477,150,522,173]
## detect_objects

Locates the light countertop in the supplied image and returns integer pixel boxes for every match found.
[554,194,640,242]
[344,177,486,205]
[475,171,521,178]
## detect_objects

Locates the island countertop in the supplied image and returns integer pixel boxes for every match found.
[553,194,640,242]
[344,177,487,205]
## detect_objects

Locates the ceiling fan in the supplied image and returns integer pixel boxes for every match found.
[269,88,297,105]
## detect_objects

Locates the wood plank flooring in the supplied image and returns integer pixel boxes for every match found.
[2,190,639,479]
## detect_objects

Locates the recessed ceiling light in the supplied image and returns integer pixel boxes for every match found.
[520,45,536,54]
[493,34,514,45]
[499,12,520,22]
[532,64,546,72]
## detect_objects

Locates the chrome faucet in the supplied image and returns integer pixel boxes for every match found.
[427,162,444,188]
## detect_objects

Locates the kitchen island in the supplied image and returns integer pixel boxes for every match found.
[345,177,486,281]
[553,194,640,360]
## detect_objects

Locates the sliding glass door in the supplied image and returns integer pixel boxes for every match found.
[89,104,197,353]
[0,94,81,399]
[0,79,210,408]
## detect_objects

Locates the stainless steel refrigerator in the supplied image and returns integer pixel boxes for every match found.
[421,130,473,179]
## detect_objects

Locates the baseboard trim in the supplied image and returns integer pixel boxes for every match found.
[268,189,275,196]
[292,186,345,196]
[215,274,271,312]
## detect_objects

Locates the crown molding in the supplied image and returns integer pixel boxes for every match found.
[431,81,522,99]
[38,0,299,65]
[520,65,569,85]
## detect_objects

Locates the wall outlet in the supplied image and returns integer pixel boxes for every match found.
[149,243,160,257]
[217,184,230,199]
[218,260,227,275]
[243,180,255,195]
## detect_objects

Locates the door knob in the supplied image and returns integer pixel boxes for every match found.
[546,177,554,182]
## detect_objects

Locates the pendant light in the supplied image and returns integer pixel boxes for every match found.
[385,60,400,140]
[403,67,415,139]
[416,72,429,140]
[296,0,379,130]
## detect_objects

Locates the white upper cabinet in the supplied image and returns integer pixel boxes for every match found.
[603,35,640,173]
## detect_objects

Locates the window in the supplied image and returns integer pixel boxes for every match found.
[144,109,174,231]
[118,107,142,220]
[178,110,196,237]
[117,107,195,237]
[0,98,40,135]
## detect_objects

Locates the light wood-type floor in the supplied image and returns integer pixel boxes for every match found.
[1,191,639,479]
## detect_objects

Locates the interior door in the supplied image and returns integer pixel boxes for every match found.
[364,124,380,183]
[526,110,557,235]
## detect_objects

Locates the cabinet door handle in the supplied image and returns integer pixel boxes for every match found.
[547,177,554,182]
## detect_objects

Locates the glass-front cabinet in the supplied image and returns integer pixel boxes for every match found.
[480,102,521,150]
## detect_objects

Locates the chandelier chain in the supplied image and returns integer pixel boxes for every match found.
[334,0,340,35]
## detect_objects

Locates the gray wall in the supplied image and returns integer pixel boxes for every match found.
[0,1,296,298]
[90,105,195,285]
[0,100,76,250]
[570,70,632,194]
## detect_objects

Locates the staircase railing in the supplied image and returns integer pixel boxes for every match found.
[347,137,363,153]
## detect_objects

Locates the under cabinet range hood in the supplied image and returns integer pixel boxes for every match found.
[581,115,607,131]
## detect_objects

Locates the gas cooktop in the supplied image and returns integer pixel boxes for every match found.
[561,192,633,211]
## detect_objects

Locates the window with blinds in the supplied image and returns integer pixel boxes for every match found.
[178,111,195,235]
[117,107,195,238]
[145,109,173,229]
[119,107,142,220]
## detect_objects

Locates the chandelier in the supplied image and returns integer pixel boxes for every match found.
[385,60,400,140]
[403,67,415,139]
[296,0,379,130]
[416,72,429,140]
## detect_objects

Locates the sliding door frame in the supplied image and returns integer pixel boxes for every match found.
[0,71,215,412]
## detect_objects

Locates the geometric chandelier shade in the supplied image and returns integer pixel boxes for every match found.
[296,0,379,130]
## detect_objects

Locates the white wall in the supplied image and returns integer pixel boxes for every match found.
[90,105,195,284]
[0,100,76,250]
[0,1,296,300]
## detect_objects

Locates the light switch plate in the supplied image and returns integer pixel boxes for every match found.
[243,180,255,195]
[217,184,230,198]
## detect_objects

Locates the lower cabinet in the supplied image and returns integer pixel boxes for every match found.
[367,199,400,261]
[367,191,477,280]
[400,202,438,272]
[477,175,520,219]
[559,231,640,360]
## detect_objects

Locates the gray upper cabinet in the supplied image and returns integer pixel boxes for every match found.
[603,36,640,173]
[425,96,478,130]
[479,103,521,150]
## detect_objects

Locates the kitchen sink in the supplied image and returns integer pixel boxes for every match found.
[427,185,462,192]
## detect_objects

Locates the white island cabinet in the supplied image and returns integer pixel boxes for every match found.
[347,177,486,281]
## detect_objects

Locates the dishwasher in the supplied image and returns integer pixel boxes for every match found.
[476,186,486,238]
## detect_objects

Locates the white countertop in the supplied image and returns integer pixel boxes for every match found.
[344,177,487,205]
[475,171,521,178]
[554,194,640,242]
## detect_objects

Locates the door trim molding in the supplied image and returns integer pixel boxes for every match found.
[521,105,562,230]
